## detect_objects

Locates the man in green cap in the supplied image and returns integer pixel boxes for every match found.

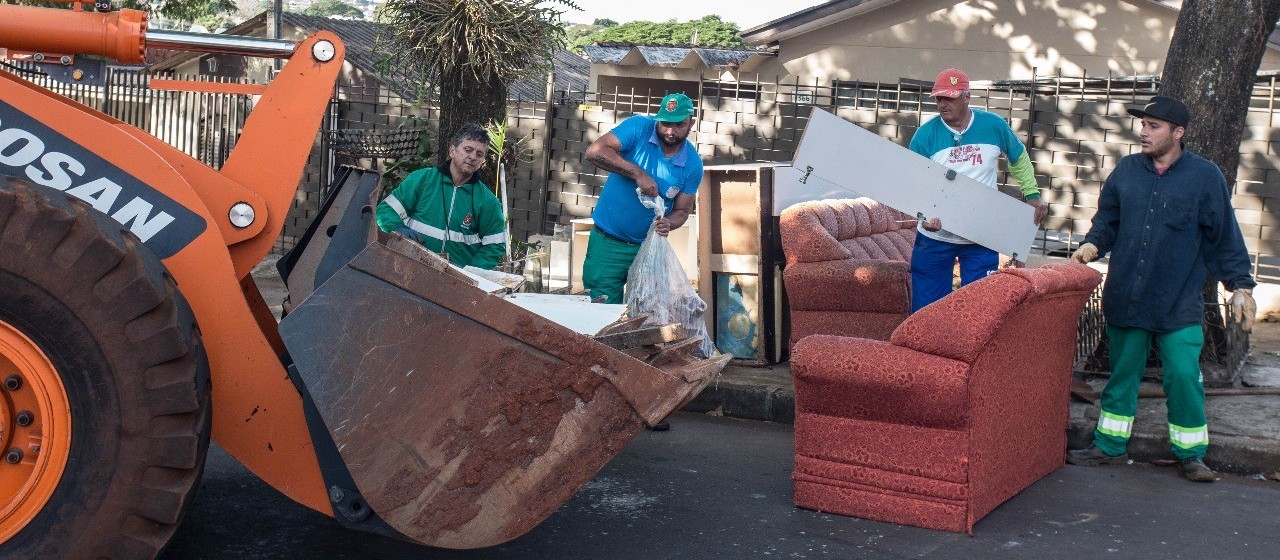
[582,92,703,304]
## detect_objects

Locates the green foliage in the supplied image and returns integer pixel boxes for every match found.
[192,12,234,31]
[303,0,364,18]
[571,14,743,50]
[372,1,390,22]
[482,119,532,196]
[381,118,434,190]
[564,22,603,46]
[375,0,579,161]
[592,17,617,27]
[376,0,577,93]
[118,0,236,23]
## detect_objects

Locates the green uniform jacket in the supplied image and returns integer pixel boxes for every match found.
[376,163,506,269]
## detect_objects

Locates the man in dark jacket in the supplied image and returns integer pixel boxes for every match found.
[1067,96,1257,482]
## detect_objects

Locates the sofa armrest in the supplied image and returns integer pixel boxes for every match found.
[792,335,970,429]
[785,259,909,313]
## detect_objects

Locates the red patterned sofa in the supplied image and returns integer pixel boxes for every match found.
[791,263,1102,533]
[780,198,916,349]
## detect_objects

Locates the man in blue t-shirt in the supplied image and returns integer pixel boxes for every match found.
[582,92,704,304]
[908,68,1047,312]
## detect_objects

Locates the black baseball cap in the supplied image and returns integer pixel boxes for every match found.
[1127,95,1190,128]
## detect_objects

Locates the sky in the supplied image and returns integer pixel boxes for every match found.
[555,0,829,30]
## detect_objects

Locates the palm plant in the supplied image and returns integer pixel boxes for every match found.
[375,0,576,162]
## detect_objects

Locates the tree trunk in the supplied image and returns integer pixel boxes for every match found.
[437,68,508,187]
[1159,0,1280,376]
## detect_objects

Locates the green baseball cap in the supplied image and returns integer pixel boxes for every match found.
[655,93,695,122]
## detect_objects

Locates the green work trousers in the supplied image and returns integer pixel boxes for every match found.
[582,228,641,304]
[1093,324,1209,460]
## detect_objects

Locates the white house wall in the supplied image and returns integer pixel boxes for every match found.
[749,0,1280,83]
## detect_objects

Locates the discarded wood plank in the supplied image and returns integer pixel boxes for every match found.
[622,345,661,360]
[646,337,703,367]
[594,324,685,350]
[595,315,649,337]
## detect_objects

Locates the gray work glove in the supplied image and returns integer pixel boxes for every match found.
[1230,288,1257,333]
[1070,242,1098,264]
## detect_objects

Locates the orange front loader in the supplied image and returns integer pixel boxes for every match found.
[0,3,727,558]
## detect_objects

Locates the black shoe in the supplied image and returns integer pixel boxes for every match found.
[1066,446,1128,466]
[646,420,670,431]
[1180,457,1215,483]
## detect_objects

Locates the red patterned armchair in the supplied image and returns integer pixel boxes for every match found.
[780,198,916,349]
[790,264,1102,533]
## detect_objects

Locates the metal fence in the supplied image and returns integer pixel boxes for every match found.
[10,64,257,169]
[14,65,1280,284]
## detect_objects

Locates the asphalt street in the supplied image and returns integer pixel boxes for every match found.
[162,413,1280,559]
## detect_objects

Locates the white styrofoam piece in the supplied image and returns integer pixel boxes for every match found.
[501,293,627,335]
[454,266,504,293]
[775,107,1039,259]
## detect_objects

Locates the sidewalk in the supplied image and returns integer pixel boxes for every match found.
[251,254,1280,479]
[684,326,1280,479]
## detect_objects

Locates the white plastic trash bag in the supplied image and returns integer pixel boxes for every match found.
[624,225,716,359]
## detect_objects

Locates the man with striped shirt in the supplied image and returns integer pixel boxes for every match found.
[376,123,506,269]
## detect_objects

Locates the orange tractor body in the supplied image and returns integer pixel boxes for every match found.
[0,4,724,558]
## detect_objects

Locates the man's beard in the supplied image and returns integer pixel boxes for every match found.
[1145,137,1174,158]
[659,133,687,148]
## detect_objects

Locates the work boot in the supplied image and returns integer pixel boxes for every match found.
[1180,458,1216,483]
[646,420,670,432]
[1066,445,1128,466]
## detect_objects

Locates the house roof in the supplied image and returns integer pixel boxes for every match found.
[737,0,1274,48]
[581,43,775,72]
[150,12,588,101]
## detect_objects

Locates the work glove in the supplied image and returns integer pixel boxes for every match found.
[1230,288,1257,333]
[1069,242,1098,264]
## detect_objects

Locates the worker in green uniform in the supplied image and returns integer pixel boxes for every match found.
[376,123,506,270]
[1067,96,1257,483]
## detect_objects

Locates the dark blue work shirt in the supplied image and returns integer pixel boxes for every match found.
[1083,148,1255,333]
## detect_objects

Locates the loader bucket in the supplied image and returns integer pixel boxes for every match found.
[278,236,728,549]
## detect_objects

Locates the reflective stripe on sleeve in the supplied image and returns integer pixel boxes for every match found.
[384,194,409,221]
[480,232,507,245]
[405,218,482,245]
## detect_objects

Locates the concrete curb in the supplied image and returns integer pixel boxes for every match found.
[682,368,1280,478]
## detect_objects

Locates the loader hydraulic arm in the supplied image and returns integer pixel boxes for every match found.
[1,2,348,515]
[0,2,342,277]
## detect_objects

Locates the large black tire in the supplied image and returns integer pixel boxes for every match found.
[0,176,211,559]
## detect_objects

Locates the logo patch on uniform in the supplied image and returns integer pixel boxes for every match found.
[949,76,959,86]
[462,213,473,227]
[666,99,677,111]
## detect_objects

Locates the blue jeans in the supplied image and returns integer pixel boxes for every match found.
[910,233,998,312]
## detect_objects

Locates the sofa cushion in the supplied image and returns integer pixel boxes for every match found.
[890,273,1030,363]
[781,198,915,264]
[784,260,909,313]
[793,336,970,429]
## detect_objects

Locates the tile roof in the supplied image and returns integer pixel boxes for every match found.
[582,43,768,69]
[150,12,588,101]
